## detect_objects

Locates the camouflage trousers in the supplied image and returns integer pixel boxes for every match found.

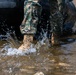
[50,10,63,36]
[20,1,42,35]
[20,0,63,37]
[48,0,63,37]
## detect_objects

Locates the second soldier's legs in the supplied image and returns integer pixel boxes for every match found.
[49,0,63,46]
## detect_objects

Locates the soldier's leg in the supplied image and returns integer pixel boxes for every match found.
[18,1,42,50]
[49,0,63,46]
[18,1,35,50]
[50,11,63,46]
[18,17,35,50]
[18,34,34,50]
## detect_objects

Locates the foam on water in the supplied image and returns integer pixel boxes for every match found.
[1,44,36,56]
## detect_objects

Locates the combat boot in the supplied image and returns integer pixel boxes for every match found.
[18,35,33,50]
[51,33,60,46]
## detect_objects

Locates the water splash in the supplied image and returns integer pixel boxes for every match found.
[0,32,20,48]
[6,32,20,48]
[1,44,36,56]
[0,29,50,56]
[0,33,36,56]
[35,29,50,49]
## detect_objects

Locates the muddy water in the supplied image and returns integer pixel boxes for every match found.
[0,34,76,75]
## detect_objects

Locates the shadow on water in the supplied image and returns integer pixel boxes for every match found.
[60,37,76,45]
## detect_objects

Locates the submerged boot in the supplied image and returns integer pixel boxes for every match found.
[18,35,33,50]
[51,33,60,46]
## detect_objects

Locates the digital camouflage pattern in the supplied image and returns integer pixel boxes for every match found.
[20,0,42,35]
[49,0,63,36]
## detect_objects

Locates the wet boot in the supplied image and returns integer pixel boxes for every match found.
[18,35,33,50]
[51,33,60,46]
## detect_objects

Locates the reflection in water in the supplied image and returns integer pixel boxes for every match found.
[0,33,76,75]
